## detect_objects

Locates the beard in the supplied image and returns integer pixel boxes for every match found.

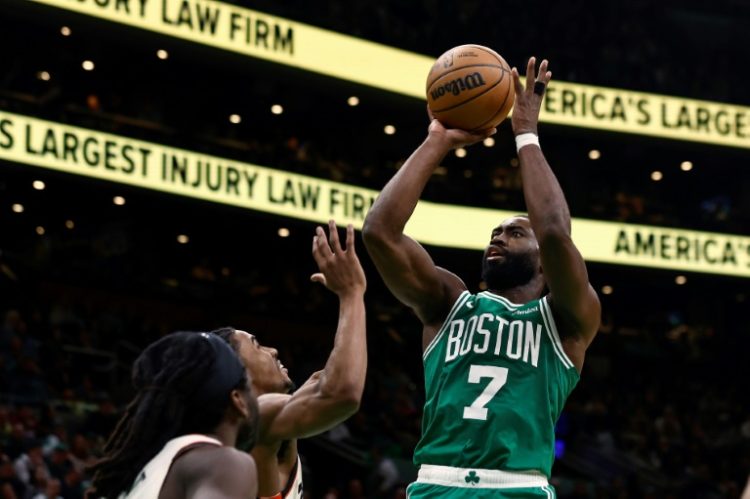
[481,250,538,290]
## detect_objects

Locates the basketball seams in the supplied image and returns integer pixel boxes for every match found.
[426,44,514,130]
[431,69,507,114]
[469,78,514,131]
[426,63,509,91]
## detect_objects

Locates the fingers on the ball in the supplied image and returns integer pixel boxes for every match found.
[426,104,436,120]
[328,219,342,253]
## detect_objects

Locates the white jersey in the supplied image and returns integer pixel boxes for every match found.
[120,434,222,499]
[262,456,303,499]
[281,456,303,499]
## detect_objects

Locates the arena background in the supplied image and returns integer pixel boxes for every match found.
[1,1,749,497]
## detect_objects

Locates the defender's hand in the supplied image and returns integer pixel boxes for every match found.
[511,57,552,136]
[311,220,366,297]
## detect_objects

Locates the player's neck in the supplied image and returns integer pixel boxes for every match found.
[207,421,238,447]
[486,276,544,304]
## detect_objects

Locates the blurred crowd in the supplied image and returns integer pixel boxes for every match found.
[0,255,747,497]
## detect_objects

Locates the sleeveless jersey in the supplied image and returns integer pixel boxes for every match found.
[413,291,579,477]
[120,434,222,499]
[261,456,303,499]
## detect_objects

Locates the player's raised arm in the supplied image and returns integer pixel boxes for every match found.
[259,221,367,441]
[362,118,491,325]
[511,57,601,366]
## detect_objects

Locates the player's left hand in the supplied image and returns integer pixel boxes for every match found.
[511,57,551,136]
[310,220,366,298]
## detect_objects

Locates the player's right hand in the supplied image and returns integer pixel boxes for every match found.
[311,220,366,297]
[426,110,495,150]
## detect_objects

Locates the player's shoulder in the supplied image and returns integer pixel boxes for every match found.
[172,444,255,482]
[435,266,467,294]
[258,393,292,410]
[258,393,293,424]
[427,266,469,319]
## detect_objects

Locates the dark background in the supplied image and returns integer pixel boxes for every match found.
[0,1,748,498]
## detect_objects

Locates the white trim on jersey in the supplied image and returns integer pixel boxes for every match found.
[539,296,575,369]
[281,456,303,499]
[422,291,471,361]
[477,291,523,309]
[120,434,222,499]
[415,464,549,488]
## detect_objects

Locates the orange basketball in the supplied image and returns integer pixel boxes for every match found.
[426,45,515,131]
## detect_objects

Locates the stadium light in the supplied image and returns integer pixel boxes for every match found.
[33,180,46,190]
[65,220,75,229]
[483,137,495,147]
[651,170,663,181]
[588,149,601,160]
[12,204,24,213]
[347,96,359,107]
[384,125,396,135]
[680,161,693,171]
[455,147,467,158]
[82,60,95,71]
[157,49,169,60]
[229,114,241,124]
[60,26,71,37]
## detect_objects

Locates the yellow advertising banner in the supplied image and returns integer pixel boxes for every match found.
[1,110,748,277]
[23,0,750,149]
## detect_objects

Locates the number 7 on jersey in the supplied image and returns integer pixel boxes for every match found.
[463,365,509,421]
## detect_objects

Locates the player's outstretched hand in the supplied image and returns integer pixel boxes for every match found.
[311,220,366,297]
[511,56,552,136]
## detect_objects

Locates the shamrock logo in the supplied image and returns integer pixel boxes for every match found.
[465,470,480,485]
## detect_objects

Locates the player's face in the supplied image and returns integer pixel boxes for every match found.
[481,217,540,289]
[231,330,294,394]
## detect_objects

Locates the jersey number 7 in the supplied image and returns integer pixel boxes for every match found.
[463,365,509,421]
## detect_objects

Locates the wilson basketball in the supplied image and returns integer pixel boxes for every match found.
[426,44,514,131]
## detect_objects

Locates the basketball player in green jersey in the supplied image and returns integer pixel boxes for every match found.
[363,57,600,498]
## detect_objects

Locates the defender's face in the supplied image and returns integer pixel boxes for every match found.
[232,330,293,394]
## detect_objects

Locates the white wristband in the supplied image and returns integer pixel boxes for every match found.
[515,133,540,153]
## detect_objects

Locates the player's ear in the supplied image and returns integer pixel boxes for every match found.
[230,388,250,419]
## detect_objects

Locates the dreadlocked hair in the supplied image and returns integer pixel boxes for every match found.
[88,331,247,499]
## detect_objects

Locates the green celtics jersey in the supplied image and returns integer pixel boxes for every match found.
[413,291,579,477]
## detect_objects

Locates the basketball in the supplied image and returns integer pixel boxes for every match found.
[426,44,515,131]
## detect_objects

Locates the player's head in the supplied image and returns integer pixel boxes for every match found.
[213,327,295,395]
[481,215,543,292]
[89,331,258,499]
